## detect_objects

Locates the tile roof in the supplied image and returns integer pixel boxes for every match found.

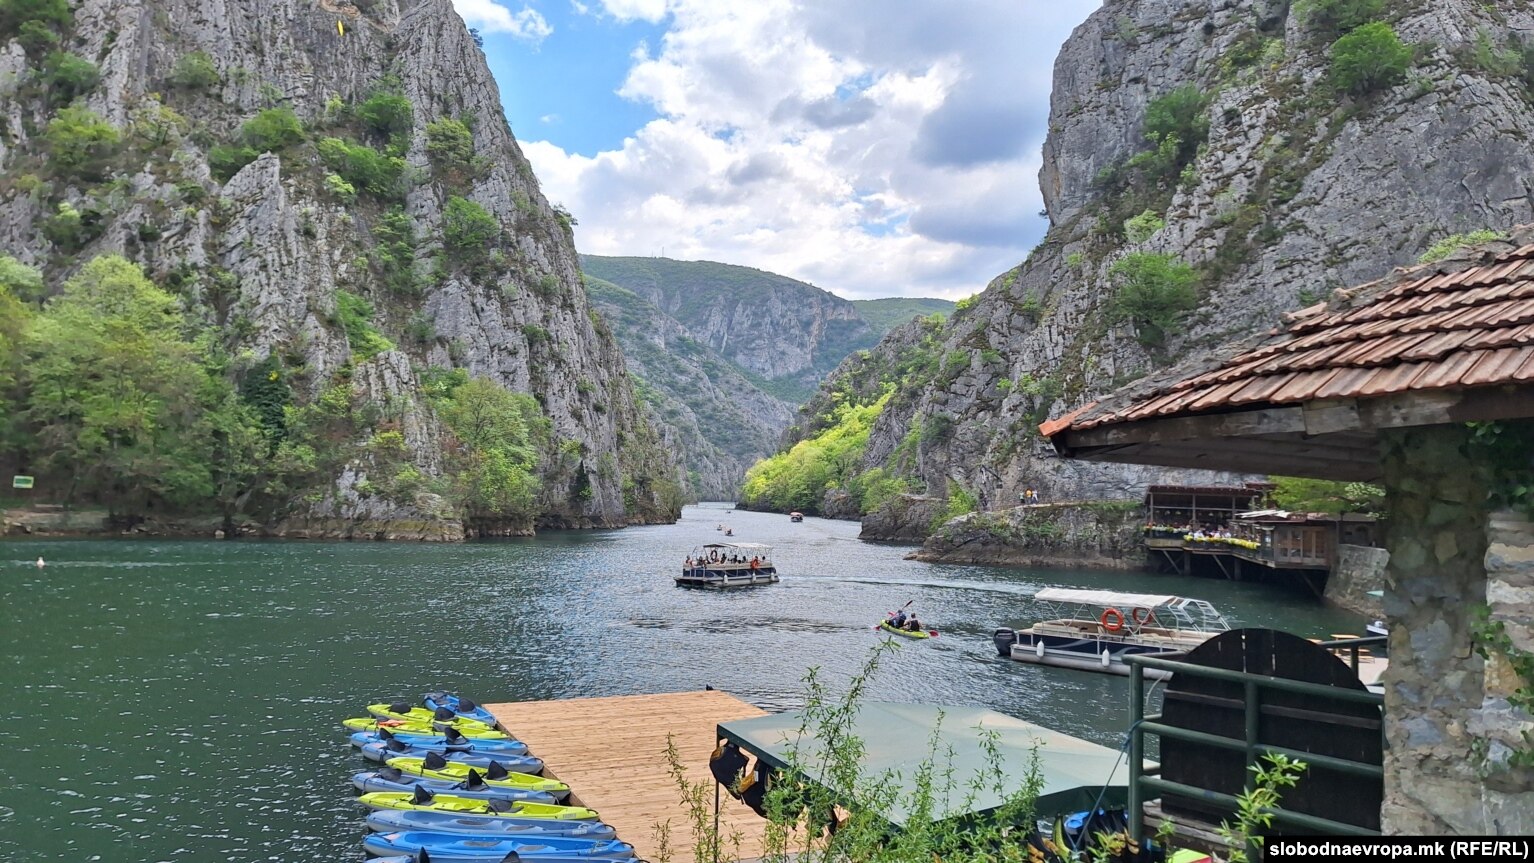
[1044,226,1534,436]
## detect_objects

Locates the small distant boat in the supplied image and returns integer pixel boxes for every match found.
[994,588,1231,679]
[678,543,778,587]
[724,528,733,536]
[1366,619,1387,637]
[789,511,803,523]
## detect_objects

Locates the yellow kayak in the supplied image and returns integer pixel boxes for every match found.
[367,703,500,734]
[342,716,510,739]
[387,754,569,796]
[359,788,598,820]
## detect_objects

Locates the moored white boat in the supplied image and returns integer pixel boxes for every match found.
[994,588,1231,679]
[676,542,779,587]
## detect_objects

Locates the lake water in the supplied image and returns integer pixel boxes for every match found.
[0,502,1369,860]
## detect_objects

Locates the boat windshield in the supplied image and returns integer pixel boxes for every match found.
[1030,587,1229,633]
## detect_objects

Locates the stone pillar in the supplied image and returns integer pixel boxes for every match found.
[1377,425,1492,833]
[1470,509,1534,831]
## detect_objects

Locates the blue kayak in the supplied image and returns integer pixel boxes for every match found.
[371,856,617,863]
[351,728,529,755]
[366,809,617,840]
[352,771,558,804]
[363,831,635,859]
[424,692,499,727]
[359,740,544,775]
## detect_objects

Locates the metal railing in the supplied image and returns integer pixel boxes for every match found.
[1126,635,1386,841]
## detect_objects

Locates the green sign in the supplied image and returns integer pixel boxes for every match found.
[12,476,34,489]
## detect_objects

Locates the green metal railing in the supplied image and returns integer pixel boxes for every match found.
[1126,636,1386,841]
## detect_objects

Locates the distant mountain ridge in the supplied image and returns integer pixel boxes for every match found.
[581,256,953,498]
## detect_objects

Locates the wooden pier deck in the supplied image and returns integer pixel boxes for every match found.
[488,691,770,862]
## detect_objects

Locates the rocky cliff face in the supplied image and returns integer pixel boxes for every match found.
[0,0,681,536]
[585,274,796,499]
[796,0,1534,521]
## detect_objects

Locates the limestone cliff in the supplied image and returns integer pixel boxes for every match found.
[791,0,1534,526]
[0,0,681,537]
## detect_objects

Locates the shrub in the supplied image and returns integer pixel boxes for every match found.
[1108,251,1198,347]
[425,117,478,181]
[316,137,404,199]
[15,18,56,58]
[41,201,94,250]
[39,51,98,102]
[323,172,357,203]
[443,195,499,256]
[1132,84,1209,180]
[1295,0,1384,39]
[43,105,120,179]
[1417,229,1506,264]
[1330,22,1411,97]
[209,145,259,181]
[371,208,422,296]
[1124,209,1165,243]
[169,51,220,89]
[358,89,413,141]
[0,0,70,35]
[239,106,304,152]
[333,290,394,361]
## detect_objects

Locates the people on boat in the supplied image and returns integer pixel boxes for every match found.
[906,616,921,632]
[890,609,908,628]
[685,556,693,568]
[749,556,760,571]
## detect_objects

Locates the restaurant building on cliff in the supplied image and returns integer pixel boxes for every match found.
[1042,226,1534,833]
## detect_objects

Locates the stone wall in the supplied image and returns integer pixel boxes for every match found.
[907,501,1145,568]
[1377,425,1534,833]
[859,494,946,543]
[1326,544,1389,619]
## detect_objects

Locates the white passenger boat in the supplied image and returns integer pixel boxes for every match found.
[993,588,1231,679]
[677,542,779,587]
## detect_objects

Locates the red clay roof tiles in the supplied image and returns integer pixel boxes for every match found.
[1047,227,1534,437]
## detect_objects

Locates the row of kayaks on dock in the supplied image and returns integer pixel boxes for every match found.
[341,692,634,861]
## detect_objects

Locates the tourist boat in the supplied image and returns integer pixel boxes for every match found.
[993,588,1231,679]
[677,542,778,587]
[789,511,804,522]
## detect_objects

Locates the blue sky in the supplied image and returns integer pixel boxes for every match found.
[452,1,1103,300]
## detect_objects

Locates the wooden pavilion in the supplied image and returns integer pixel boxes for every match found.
[1042,226,1534,833]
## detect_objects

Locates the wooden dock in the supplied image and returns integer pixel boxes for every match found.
[488,690,770,862]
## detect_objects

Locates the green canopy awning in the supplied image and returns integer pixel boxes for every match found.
[717,702,1144,825]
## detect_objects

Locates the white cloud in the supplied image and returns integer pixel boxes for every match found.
[452,0,553,41]
[523,0,1101,299]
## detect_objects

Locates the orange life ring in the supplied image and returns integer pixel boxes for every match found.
[1132,606,1158,627]
[1100,607,1125,632]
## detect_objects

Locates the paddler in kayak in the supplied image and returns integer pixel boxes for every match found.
[890,609,908,628]
[905,614,921,632]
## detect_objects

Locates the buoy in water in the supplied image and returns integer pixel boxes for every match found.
[35,556,45,568]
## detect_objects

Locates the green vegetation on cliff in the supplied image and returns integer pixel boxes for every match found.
[851,297,956,334]
[739,388,898,514]
[0,253,563,527]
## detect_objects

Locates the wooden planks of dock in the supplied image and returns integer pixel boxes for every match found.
[488,690,770,862]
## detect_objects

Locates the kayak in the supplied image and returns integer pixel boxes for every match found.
[366,809,616,840]
[369,702,501,734]
[363,830,635,859]
[878,621,934,639]
[351,728,529,755]
[345,717,510,739]
[352,769,559,804]
[359,788,598,820]
[388,753,568,797]
[371,855,621,863]
[424,692,499,727]
[360,740,544,775]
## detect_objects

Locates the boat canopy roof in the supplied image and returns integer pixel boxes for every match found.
[697,542,771,551]
[1033,588,1180,608]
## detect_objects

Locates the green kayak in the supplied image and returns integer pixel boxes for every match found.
[342,716,510,739]
[366,703,500,734]
[387,755,569,796]
[359,790,598,820]
[879,620,934,639]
